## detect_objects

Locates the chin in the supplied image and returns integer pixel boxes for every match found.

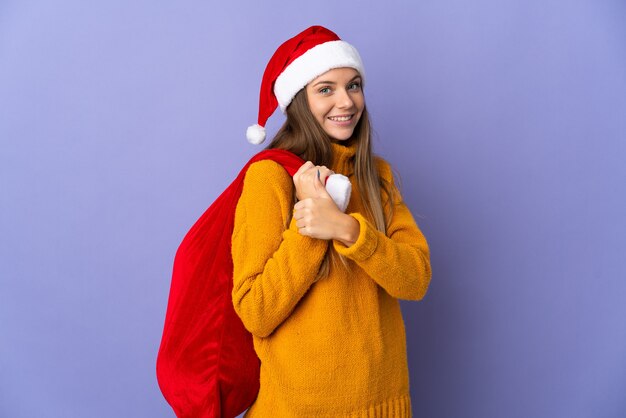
[327,130,355,141]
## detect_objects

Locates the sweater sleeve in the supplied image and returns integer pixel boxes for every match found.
[332,159,432,301]
[231,159,329,338]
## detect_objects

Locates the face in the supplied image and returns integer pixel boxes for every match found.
[305,67,365,141]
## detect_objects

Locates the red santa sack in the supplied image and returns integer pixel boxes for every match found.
[156,149,305,418]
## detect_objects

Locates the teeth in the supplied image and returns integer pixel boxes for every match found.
[329,115,352,122]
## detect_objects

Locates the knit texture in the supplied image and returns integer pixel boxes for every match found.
[231,140,431,417]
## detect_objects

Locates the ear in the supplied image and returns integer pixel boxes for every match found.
[325,174,352,212]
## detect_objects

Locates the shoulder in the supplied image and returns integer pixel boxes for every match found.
[234,160,294,242]
[244,159,293,187]
[240,159,294,202]
[235,159,295,230]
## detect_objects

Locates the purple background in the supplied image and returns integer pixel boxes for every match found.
[1,1,625,417]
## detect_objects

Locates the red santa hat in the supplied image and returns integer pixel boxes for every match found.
[246,25,366,144]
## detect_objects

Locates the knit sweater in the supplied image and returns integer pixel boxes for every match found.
[231,140,431,417]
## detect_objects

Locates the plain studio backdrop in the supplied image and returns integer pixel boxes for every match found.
[1,1,625,417]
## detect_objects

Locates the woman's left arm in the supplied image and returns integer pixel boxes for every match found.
[332,162,432,301]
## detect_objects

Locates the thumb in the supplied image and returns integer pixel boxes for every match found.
[316,169,332,198]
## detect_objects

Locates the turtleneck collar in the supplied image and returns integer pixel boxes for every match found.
[330,139,358,176]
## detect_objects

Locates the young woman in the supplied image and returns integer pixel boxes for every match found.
[232,25,432,417]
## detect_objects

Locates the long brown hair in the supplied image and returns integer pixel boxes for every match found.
[265,87,400,281]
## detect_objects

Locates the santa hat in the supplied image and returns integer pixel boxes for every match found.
[246,25,366,144]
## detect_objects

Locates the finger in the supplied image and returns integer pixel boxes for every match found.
[293,206,304,219]
[294,162,316,185]
[295,161,315,176]
[296,224,308,235]
[316,166,334,184]
[295,198,311,209]
[299,161,314,171]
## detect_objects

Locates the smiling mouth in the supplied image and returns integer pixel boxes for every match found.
[328,114,353,122]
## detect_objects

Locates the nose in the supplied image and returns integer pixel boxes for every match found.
[335,88,354,109]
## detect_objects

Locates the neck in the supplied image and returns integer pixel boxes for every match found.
[330,139,358,176]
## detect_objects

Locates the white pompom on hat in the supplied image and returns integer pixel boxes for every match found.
[247,25,365,144]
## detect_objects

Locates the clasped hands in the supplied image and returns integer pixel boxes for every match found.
[292,161,359,247]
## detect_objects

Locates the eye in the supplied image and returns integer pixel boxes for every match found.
[348,82,361,91]
[319,86,331,94]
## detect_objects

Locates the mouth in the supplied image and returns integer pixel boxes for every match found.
[327,114,354,123]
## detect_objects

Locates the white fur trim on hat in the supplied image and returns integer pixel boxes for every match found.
[274,40,365,113]
[325,173,352,212]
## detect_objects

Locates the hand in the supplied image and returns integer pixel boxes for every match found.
[294,197,360,244]
[293,193,345,241]
[293,161,334,201]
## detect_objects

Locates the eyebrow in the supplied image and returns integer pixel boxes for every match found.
[312,75,362,87]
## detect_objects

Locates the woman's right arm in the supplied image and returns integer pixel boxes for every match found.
[231,159,329,338]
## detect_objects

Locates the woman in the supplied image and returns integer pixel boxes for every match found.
[232,25,432,417]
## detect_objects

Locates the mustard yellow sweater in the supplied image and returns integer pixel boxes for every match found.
[231,140,432,417]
